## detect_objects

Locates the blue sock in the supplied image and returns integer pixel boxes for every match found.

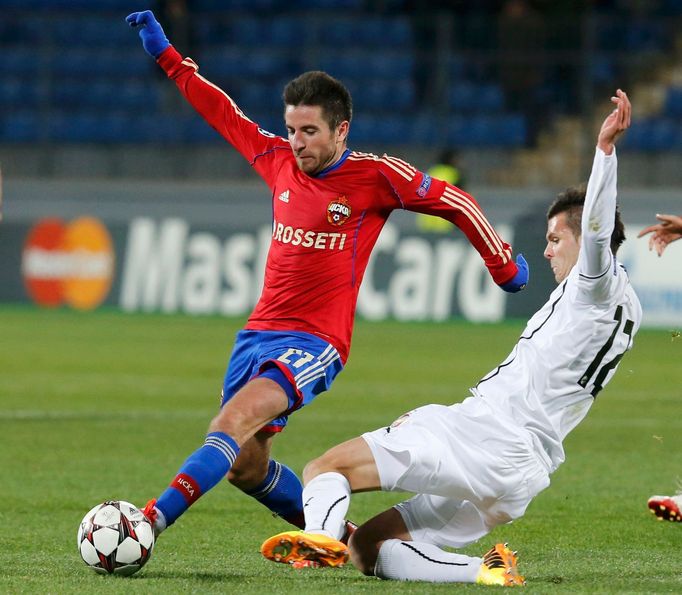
[156,432,239,526]
[245,460,305,528]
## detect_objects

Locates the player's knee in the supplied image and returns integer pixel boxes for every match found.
[227,463,265,491]
[348,525,381,576]
[226,452,269,491]
[301,457,324,484]
[302,451,343,484]
[208,406,248,441]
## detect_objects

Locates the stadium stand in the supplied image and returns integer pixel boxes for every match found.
[0,2,680,184]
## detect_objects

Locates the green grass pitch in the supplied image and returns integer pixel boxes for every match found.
[1,306,681,593]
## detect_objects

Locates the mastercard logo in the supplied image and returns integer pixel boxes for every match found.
[21,216,115,310]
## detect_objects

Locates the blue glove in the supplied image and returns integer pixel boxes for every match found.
[500,254,529,293]
[126,10,170,59]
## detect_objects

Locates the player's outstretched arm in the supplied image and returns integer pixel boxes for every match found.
[579,89,630,283]
[637,214,682,256]
[126,10,170,58]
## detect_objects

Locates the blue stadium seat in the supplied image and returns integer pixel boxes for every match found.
[129,113,186,143]
[449,82,505,113]
[409,113,442,145]
[316,53,369,80]
[52,16,134,47]
[674,122,682,151]
[595,18,628,51]
[648,118,678,150]
[624,118,677,152]
[347,114,376,144]
[119,80,162,110]
[235,82,282,112]
[317,50,413,81]
[268,18,300,46]
[449,56,468,81]
[621,120,648,151]
[291,0,363,9]
[36,0,153,10]
[625,20,668,51]
[194,0,279,11]
[496,114,527,147]
[230,17,262,46]
[49,111,182,144]
[663,87,682,117]
[200,47,296,79]
[467,116,498,147]
[194,20,230,45]
[352,80,415,111]
[51,48,151,78]
[51,79,160,111]
[1,111,43,142]
[478,83,504,112]
[384,17,412,47]
[49,112,101,143]
[0,79,46,108]
[249,113,285,138]
[590,53,616,85]
[448,82,478,112]
[4,47,44,76]
[370,52,415,79]
[324,17,412,48]
[370,114,413,144]
[0,15,44,44]
[183,115,225,143]
[444,114,525,148]
[445,115,469,146]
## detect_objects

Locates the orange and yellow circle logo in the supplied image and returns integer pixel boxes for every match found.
[22,216,115,310]
[327,196,351,227]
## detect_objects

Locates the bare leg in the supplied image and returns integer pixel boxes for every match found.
[303,436,381,491]
[349,507,410,575]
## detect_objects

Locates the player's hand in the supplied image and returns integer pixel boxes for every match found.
[499,254,529,293]
[637,213,682,256]
[597,89,631,155]
[126,10,170,59]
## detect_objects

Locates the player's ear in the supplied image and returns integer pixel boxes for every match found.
[336,120,350,143]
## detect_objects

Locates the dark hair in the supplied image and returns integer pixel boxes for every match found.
[282,71,352,130]
[547,185,626,254]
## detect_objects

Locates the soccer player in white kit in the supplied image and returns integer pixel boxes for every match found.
[261,90,641,586]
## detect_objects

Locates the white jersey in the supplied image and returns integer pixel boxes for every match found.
[475,148,642,472]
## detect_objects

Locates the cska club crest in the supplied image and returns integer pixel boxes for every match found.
[327,196,351,226]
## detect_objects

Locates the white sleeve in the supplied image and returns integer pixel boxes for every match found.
[578,147,618,282]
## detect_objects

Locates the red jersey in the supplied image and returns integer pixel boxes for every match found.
[158,47,518,362]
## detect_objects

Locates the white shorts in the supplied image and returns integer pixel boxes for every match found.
[362,396,551,549]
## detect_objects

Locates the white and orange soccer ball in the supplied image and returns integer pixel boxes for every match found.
[77,500,154,576]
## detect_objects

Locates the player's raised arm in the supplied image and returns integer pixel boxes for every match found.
[579,89,630,279]
[126,10,287,182]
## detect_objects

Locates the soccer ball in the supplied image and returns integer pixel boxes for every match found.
[77,500,155,576]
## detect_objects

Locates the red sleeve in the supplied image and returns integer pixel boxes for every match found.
[377,154,518,286]
[156,46,290,188]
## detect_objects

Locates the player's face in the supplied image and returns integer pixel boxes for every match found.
[285,105,348,176]
[544,212,580,283]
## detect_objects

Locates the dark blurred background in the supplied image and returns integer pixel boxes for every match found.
[1,0,681,188]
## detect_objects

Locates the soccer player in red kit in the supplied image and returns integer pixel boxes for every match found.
[126,10,529,543]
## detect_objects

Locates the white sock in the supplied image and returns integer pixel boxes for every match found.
[153,507,167,536]
[374,538,482,583]
[302,472,351,540]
